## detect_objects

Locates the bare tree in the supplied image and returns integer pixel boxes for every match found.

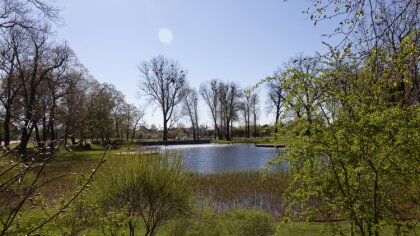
[13,25,69,153]
[110,87,126,139]
[0,27,24,147]
[121,103,144,141]
[239,89,252,138]
[0,0,60,30]
[183,87,199,140]
[218,81,241,140]
[199,79,220,139]
[266,74,285,132]
[250,92,258,137]
[138,55,187,141]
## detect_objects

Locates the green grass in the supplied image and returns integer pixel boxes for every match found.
[16,208,418,235]
[4,146,418,235]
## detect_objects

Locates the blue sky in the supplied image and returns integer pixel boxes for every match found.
[57,0,336,127]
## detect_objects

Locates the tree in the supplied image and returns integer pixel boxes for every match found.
[239,89,258,138]
[0,0,60,30]
[250,92,258,137]
[138,55,187,141]
[271,41,420,235]
[218,81,241,140]
[200,79,220,139]
[0,26,24,147]
[239,90,252,138]
[14,25,70,153]
[266,73,285,133]
[87,83,118,145]
[60,67,92,146]
[304,0,419,52]
[304,0,420,103]
[183,87,199,140]
[121,103,144,141]
[110,88,126,139]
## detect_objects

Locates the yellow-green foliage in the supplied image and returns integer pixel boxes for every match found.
[93,152,193,235]
[170,208,275,236]
[272,41,420,235]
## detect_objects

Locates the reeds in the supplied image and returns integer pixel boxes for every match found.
[190,170,289,218]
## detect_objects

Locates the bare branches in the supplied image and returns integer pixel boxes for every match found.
[138,55,188,141]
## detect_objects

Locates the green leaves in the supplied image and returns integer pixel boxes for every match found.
[268,37,420,234]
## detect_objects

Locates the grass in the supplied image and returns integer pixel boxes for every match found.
[4,145,419,235]
[192,171,289,218]
[17,208,419,235]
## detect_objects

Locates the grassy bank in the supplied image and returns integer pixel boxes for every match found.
[5,147,418,235]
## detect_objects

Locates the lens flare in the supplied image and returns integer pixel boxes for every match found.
[158,27,173,45]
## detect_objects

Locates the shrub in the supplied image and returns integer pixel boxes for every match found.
[94,152,192,236]
[224,209,275,236]
[111,138,125,146]
[50,194,98,235]
[170,208,275,236]
[91,140,102,145]
[170,209,229,236]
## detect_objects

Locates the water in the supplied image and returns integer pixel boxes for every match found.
[147,143,286,173]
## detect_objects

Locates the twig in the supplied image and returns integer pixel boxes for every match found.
[26,145,110,235]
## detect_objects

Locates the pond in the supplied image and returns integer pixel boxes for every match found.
[146,143,286,173]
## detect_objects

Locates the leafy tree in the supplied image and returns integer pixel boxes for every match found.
[272,41,420,235]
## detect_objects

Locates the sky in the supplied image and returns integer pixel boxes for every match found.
[56,0,337,128]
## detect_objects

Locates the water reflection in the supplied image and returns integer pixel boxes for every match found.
[147,143,286,173]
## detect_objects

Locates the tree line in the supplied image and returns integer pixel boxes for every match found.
[0,0,144,153]
[138,55,274,141]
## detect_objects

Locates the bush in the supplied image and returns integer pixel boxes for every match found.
[170,209,229,236]
[224,209,275,236]
[111,138,125,146]
[170,208,275,236]
[50,194,98,235]
[91,140,102,145]
[94,152,192,236]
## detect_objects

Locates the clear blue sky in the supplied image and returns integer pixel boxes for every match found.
[57,0,336,127]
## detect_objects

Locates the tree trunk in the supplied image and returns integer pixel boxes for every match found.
[274,108,280,139]
[163,117,168,141]
[115,116,120,138]
[253,112,257,137]
[214,121,219,139]
[128,220,135,236]
[49,118,56,150]
[131,119,140,141]
[19,124,32,154]
[225,120,231,141]
[35,125,42,147]
[3,109,11,147]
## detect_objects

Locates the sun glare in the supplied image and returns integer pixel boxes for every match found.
[158,27,173,45]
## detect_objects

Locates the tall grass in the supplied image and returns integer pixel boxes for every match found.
[191,171,289,218]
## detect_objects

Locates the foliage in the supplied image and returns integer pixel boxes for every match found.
[270,36,420,235]
[49,193,99,235]
[170,208,275,236]
[224,208,275,236]
[94,152,193,236]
